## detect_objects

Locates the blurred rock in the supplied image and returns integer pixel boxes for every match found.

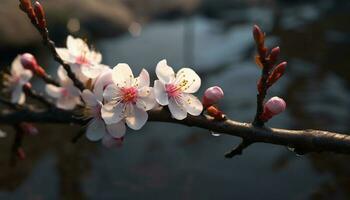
[0,0,199,48]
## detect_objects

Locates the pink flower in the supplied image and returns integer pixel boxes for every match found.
[4,56,33,104]
[202,86,224,108]
[260,96,286,122]
[154,60,203,120]
[81,89,126,144]
[101,64,156,131]
[45,66,81,110]
[56,35,107,81]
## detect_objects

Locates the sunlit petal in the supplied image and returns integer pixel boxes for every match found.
[155,59,175,84]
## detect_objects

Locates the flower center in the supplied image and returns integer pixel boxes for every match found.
[76,55,89,65]
[121,87,138,103]
[61,88,69,97]
[165,84,182,98]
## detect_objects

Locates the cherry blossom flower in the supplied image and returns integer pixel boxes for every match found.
[45,66,81,110]
[154,59,203,120]
[81,89,126,146]
[3,56,33,104]
[56,35,106,81]
[101,64,156,131]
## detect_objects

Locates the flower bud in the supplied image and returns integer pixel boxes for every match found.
[260,96,286,122]
[207,106,226,121]
[253,25,264,46]
[20,53,38,71]
[20,123,39,136]
[266,62,287,87]
[34,1,47,29]
[202,86,224,108]
[268,47,280,67]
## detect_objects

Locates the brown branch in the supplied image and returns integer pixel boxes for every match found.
[23,85,54,107]
[1,107,350,155]
[19,1,85,91]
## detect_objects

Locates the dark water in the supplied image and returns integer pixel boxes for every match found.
[1,0,350,199]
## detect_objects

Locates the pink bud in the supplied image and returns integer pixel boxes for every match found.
[202,86,224,108]
[20,123,39,136]
[260,96,286,122]
[20,53,38,71]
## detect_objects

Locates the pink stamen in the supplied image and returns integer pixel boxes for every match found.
[121,87,138,103]
[165,84,181,98]
[61,88,69,97]
[76,55,89,65]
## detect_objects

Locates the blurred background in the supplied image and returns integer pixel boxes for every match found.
[0,0,350,199]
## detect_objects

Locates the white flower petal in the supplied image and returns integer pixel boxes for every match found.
[182,94,203,116]
[56,48,75,63]
[101,102,125,125]
[136,87,156,111]
[86,119,106,141]
[45,85,62,98]
[103,84,121,103]
[87,51,102,64]
[93,67,113,101]
[106,122,126,139]
[155,59,175,84]
[57,96,78,110]
[168,98,187,120]
[135,69,150,88]
[112,63,134,87]
[175,68,201,93]
[66,35,89,57]
[81,64,104,79]
[19,70,33,84]
[154,80,168,106]
[11,56,23,76]
[125,106,148,130]
[81,89,98,107]
[11,86,25,104]
[57,66,71,85]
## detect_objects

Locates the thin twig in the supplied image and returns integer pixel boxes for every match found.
[225,139,253,158]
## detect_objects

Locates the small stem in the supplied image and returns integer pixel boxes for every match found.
[225,139,253,158]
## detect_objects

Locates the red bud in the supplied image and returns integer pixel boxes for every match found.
[253,25,264,45]
[255,55,263,69]
[207,106,225,121]
[20,53,38,71]
[260,97,286,122]
[34,1,46,29]
[267,62,287,87]
[20,0,37,22]
[268,47,280,66]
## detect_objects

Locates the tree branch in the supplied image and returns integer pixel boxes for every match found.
[1,107,350,155]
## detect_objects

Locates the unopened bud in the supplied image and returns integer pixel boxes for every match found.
[267,62,287,87]
[202,86,224,108]
[20,122,39,136]
[21,53,38,71]
[207,106,226,121]
[253,25,264,45]
[19,0,36,23]
[260,96,286,122]
[268,47,280,67]
[34,1,46,29]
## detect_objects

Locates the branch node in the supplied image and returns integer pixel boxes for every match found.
[225,139,253,158]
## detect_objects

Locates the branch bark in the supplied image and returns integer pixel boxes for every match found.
[1,107,350,155]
